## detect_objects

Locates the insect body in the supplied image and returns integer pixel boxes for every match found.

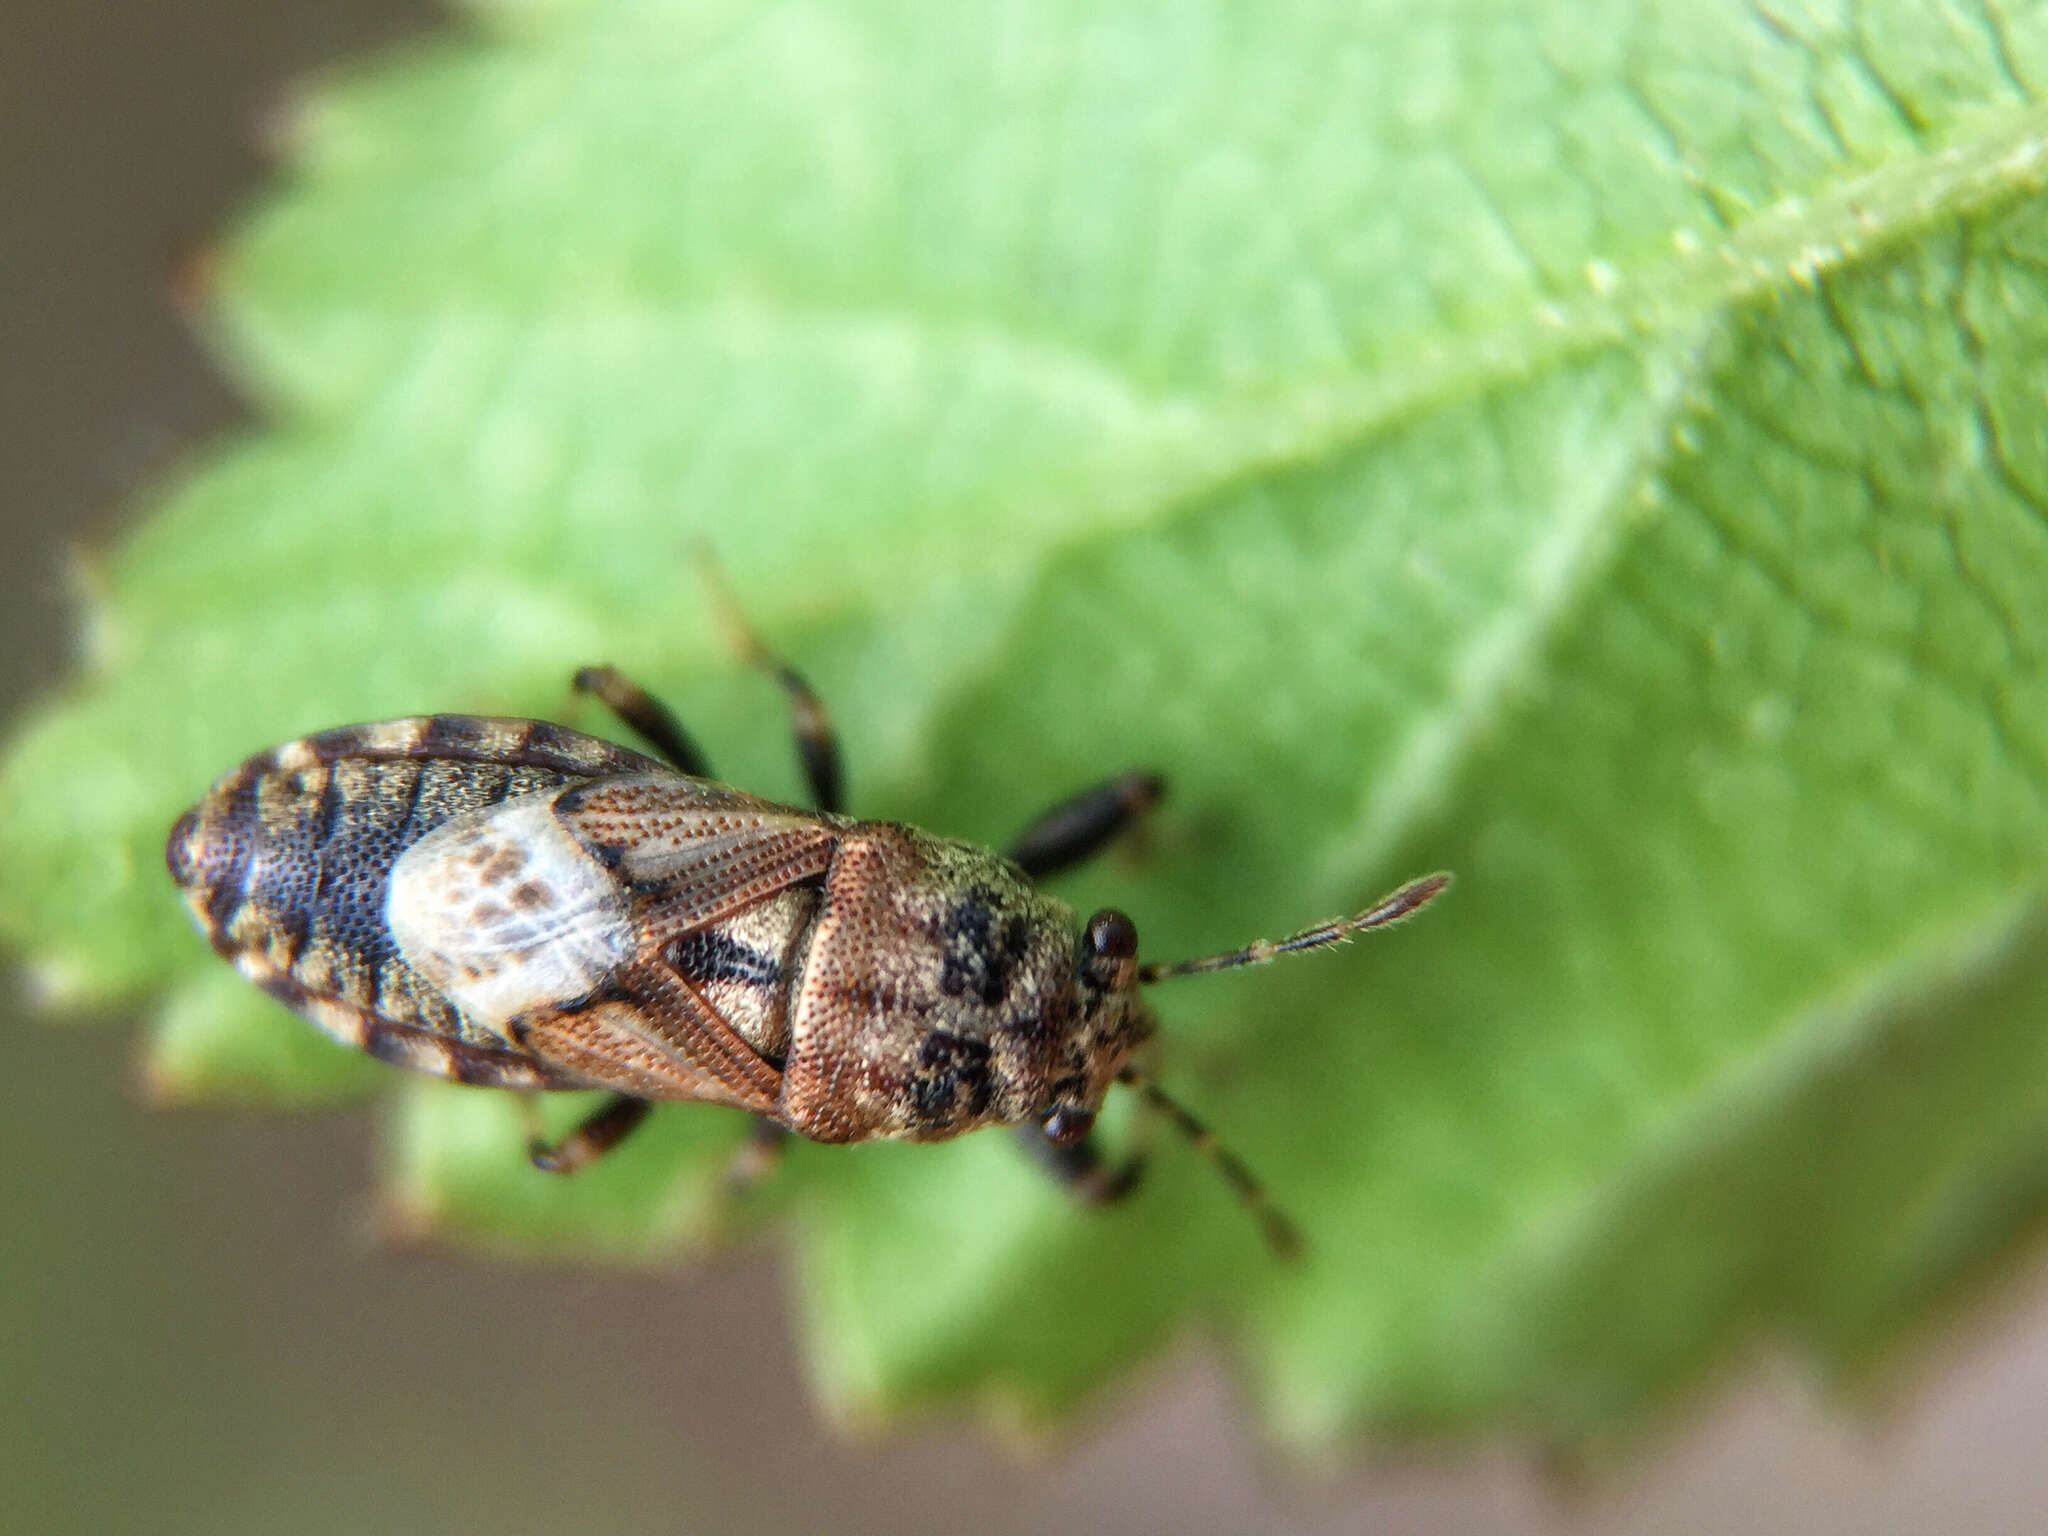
[167,600,1447,1255]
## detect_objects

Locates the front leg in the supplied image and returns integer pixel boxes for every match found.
[1006,772,1164,881]
[723,1118,791,1195]
[1013,1121,1146,1205]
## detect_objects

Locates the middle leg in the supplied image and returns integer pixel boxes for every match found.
[698,555,845,814]
[527,1092,653,1175]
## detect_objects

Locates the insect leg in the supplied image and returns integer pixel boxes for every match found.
[572,666,715,777]
[1006,772,1165,880]
[1013,1121,1148,1206]
[528,1092,654,1174]
[699,558,844,813]
[1118,1070,1302,1259]
[723,1119,791,1195]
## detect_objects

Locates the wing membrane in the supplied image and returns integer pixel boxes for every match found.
[387,795,636,1033]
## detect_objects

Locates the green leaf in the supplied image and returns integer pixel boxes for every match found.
[8,0,2048,1443]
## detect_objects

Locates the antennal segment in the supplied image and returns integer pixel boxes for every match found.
[1120,1068,1303,1260]
[1139,872,1450,985]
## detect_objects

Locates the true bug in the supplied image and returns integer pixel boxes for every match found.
[166,578,1447,1255]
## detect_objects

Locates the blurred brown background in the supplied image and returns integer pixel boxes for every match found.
[7,4,2048,1532]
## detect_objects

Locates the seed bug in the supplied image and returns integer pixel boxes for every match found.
[165,577,1448,1256]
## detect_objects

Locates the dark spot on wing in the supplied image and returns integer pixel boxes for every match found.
[482,846,527,883]
[554,781,597,815]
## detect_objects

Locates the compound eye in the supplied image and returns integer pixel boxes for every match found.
[1044,1107,1096,1146]
[1084,908,1138,963]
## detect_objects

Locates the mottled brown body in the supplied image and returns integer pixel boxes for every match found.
[168,612,1446,1255]
[168,714,1150,1145]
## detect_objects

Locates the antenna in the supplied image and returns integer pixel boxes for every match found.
[1139,872,1450,984]
[1122,870,1452,1256]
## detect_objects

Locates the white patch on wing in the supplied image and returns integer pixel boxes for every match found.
[387,793,634,1034]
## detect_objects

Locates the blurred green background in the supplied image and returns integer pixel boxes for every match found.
[9,3,2048,1533]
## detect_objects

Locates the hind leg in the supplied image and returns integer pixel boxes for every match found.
[572,666,715,777]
